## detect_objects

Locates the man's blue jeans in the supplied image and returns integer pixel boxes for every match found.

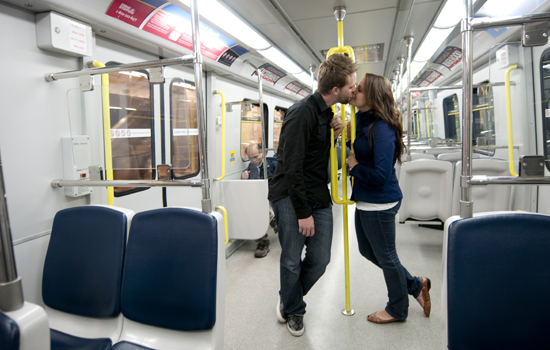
[354,201,422,320]
[272,196,333,316]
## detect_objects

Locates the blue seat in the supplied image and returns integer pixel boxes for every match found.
[0,312,19,350]
[443,212,550,349]
[114,207,226,349]
[42,205,134,350]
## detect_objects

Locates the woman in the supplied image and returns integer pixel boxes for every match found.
[347,73,430,324]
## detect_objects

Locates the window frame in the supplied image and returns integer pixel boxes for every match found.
[106,61,156,197]
[169,78,200,180]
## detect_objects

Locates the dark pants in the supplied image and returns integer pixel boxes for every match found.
[354,201,422,320]
[272,196,333,316]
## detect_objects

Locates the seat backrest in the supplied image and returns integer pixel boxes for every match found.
[443,212,550,349]
[0,312,19,350]
[451,159,510,215]
[398,159,453,222]
[42,205,134,340]
[397,153,435,181]
[117,207,226,349]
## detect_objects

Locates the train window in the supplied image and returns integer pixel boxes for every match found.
[170,79,199,179]
[106,62,155,196]
[539,49,550,170]
[442,88,495,155]
[443,94,460,142]
[273,107,286,150]
[241,100,269,160]
[472,84,495,155]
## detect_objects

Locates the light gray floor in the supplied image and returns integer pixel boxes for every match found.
[224,204,445,350]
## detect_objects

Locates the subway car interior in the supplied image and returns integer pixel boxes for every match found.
[1,0,550,349]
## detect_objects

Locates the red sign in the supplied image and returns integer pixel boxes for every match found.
[433,47,462,69]
[106,0,156,27]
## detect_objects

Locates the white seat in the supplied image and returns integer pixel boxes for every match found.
[396,153,436,180]
[398,159,453,223]
[451,159,511,215]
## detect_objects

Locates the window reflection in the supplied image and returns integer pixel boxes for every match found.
[108,67,154,196]
[241,101,268,160]
[273,107,286,150]
[170,79,199,179]
[539,51,550,170]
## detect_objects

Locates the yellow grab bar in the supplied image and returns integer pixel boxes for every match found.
[93,61,115,206]
[214,90,226,181]
[425,103,431,138]
[216,206,229,246]
[505,65,518,177]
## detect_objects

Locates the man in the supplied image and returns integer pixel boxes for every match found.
[268,54,357,336]
[242,143,278,258]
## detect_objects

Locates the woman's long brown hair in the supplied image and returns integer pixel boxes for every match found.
[362,73,405,164]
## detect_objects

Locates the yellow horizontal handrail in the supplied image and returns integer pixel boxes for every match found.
[214,90,226,181]
[505,65,518,177]
[216,206,229,246]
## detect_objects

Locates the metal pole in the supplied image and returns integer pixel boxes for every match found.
[398,57,405,114]
[460,0,474,218]
[310,64,316,91]
[404,36,414,161]
[45,55,194,82]
[258,69,268,180]
[0,151,24,312]
[191,0,211,213]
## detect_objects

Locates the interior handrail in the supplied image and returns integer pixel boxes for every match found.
[216,206,229,246]
[92,61,115,206]
[505,65,519,177]
[51,179,203,188]
[214,90,226,181]
[470,175,550,185]
[328,5,355,317]
[45,55,194,82]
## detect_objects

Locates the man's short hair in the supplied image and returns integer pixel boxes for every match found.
[244,143,262,155]
[317,54,357,95]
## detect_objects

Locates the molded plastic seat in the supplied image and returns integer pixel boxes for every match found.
[42,205,134,350]
[114,207,226,350]
[396,153,435,180]
[442,212,550,349]
[398,159,453,223]
[452,159,510,215]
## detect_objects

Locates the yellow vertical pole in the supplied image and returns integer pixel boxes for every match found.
[328,6,355,316]
[505,65,518,177]
[93,61,115,206]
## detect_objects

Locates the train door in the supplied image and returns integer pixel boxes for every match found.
[531,42,550,214]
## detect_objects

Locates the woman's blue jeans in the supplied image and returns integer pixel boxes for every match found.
[355,201,422,320]
[273,196,333,316]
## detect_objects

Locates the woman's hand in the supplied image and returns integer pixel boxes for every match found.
[347,151,358,170]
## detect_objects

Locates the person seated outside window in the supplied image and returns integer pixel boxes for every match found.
[242,143,278,258]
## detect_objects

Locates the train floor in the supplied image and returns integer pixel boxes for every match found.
[224,203,445,350]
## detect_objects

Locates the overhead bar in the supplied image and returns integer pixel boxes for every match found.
[51,179,203,188]
[44,55,194,82]
[472,12,550,31]
[410,82,509,92]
